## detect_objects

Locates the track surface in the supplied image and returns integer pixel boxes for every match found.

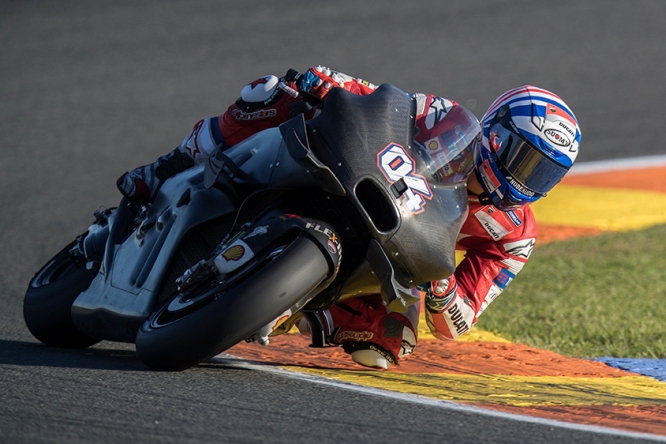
[2,1,666,443]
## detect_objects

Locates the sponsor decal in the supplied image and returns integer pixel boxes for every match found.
[305,222,341,255]
[231,108,278,121]
[222,245,245,261]
[438,162,453,177]
[479,159,501,193]
[474,210,512,240]
[369,344,396,364]
[327,239,337,254]
[424,97,453,130]
[507,176,536,197]
[245,225,269,239]
[184,119,205,159]
[423,134,471,181]
[544,128,571,147]
[503,238,535,259]
[547,104,576,127]
[507,210,522,227]
[558,121,575,137]
[446,302,471,336]
[335,330,374,342]
[214,239,254,274]
[305,222,336,240]
[493,268,516,289]
[377,143,432,214]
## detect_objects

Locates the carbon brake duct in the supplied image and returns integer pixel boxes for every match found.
[365,239,420,313]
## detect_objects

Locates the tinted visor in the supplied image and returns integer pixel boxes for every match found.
[490,122,569,195]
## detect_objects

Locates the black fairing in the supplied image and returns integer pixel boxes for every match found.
[306,84,468,286]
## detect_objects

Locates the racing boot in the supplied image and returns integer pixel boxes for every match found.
[116,147,195,206]
[304,295,418,370]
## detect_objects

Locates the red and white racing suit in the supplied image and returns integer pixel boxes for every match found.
[430,195,536,340]
[175,67,538,363]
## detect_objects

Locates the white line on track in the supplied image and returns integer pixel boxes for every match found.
[212,355,666,443]
[569,154,666,175]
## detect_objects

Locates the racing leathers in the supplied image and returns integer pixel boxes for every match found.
[116,66,537,367]
[426,195,536,341]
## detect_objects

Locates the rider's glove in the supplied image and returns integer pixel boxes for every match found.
[236,74,301,112]
[221,71,311,147]
[424,276,475,341]
[424,277,458,313]
[298,65,376,105]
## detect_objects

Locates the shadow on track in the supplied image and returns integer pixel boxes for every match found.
[0,339,267,373]
[0,339,147,371]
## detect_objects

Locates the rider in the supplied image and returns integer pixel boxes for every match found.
[117,66,582,369]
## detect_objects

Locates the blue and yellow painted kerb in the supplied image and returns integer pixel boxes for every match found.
[227,163,666,436]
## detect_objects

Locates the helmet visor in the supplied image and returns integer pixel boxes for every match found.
[490,122,569,195]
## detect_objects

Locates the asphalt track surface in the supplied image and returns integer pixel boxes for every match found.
[2,1,666,443]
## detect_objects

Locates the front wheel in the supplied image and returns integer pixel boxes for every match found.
[23,240,101,348]
[135,234,332,371]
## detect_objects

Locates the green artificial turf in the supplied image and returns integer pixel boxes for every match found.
[474,223,666,358]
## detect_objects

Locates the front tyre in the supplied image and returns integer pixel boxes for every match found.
[23,240,101,348]
[135,234,332,371]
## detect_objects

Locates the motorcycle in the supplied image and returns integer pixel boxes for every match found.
[23,81,480,371]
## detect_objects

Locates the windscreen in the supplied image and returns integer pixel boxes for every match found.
[413,105,481,185]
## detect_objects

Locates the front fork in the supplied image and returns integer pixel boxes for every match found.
[71,207,115,272]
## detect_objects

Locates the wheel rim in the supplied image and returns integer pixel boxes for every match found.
[30,245,82,288]
[146,243,288,330]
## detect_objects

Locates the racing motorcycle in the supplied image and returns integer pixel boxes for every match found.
[23,81,480,371]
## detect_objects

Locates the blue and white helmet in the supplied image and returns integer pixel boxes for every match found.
[475,86,581,210]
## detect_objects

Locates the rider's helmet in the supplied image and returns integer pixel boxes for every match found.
[475,86,581,211]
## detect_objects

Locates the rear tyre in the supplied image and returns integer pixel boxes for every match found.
[23,240,101,348]
[135,234,331,371]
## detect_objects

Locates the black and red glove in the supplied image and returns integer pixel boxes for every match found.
[219,73,310,147]
[298,65,377,105]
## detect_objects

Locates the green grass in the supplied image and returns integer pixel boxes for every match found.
[474,223,666,358]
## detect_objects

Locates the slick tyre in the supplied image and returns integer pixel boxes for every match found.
[23,240,101,348]
[135,234,331,371]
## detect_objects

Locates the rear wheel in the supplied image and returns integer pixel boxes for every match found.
[135,234,331,371]
[23,240,101,348]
